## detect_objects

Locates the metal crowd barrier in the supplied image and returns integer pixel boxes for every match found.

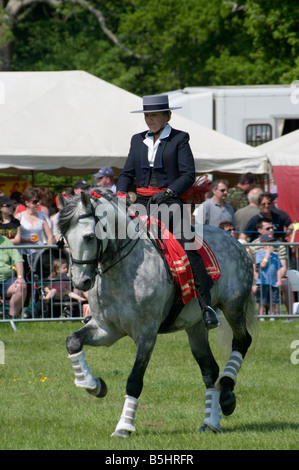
[0,242,299,328]
[0,244,86,327]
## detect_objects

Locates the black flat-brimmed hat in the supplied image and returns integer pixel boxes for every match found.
[131,94,182,113]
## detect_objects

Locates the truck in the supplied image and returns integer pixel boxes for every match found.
[166,85,299,146]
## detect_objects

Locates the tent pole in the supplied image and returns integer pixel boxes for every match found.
[263,172,269,192]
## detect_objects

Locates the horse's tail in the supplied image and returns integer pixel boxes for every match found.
[245,291,258,341]
[215,292,258,356]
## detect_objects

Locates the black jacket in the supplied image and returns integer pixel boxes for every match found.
[117,128,195,197]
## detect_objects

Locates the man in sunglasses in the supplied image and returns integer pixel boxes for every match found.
[239,192,287,243]
[249,218,287,265]
[249,217,293,316]
[195,179,236,229]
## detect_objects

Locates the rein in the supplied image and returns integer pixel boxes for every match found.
[100,235,140,275]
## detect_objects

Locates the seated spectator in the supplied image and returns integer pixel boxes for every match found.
[0,196,21,245]
[239,192,288,242]
[250,217,292,315]
[72,180,90,196]
[218,221,236,238]
[15,188,49,215]
[10,192,22,213]
[38,186,56,217]
[0,235,26,318]
[254,233,282,320]
[42,258,86,303]
[15,187,54,266]
[250,218,287,272]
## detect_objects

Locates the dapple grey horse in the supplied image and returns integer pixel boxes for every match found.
[58,189,256,437]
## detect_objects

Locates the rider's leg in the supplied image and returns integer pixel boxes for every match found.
[185,248,219,330]
[144,196,219,330]
[166,199,219,330]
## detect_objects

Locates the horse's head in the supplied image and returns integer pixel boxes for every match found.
[58,189,130,291]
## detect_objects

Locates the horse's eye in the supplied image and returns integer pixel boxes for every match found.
[84,234,95,243]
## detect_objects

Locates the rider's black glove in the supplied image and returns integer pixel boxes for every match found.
[150,188,176,205]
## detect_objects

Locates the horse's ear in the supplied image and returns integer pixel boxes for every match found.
[81,191,91,208]
[58,193,68,208]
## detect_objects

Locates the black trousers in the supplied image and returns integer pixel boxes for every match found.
[136,195,213,305]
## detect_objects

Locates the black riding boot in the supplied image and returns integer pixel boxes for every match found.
[186,248,220,330]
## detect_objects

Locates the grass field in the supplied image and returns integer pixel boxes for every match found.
[0,319,299,450]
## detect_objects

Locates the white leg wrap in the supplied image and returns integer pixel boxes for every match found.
[68,351,98,390]
[114,395,138,433]
[203,388,221,433]
[215,351,243,391]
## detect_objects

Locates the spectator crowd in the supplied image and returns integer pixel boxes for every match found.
[193,173,298,319]
[0,169,298,321]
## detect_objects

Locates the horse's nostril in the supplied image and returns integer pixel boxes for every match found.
[72,275,94,292]
[83,279,92,290]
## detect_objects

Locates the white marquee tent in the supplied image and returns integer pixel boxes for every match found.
[0,71,269,176]
[258,129,299,167]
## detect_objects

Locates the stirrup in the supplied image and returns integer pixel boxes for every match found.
[203,306,220,330]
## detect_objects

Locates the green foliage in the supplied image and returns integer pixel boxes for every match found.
[32,173,93,194]
[0,320,299,449]
[2,0,299,93]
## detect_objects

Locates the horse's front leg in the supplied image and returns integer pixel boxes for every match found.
[186,320,221,433]
[66,319,120,398]
[111,331,157,438]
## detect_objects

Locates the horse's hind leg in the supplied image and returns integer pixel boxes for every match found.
[215,303,253,416]
[186,321,221,433]
[111,332,157,438]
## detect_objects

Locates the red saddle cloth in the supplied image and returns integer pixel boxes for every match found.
[145,217,221,305]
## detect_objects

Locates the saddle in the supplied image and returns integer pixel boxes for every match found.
[145,216,221,305]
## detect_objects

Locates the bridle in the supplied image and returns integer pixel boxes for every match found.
[70,205,101,268]
[70,199,140,275]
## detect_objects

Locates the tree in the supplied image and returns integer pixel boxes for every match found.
[0,0,147,70]
[1,0,299,93]
[243,0,299,84]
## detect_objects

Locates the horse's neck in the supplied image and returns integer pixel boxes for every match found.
[103,233,162,278]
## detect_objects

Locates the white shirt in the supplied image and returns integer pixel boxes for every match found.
[143,123,172,167]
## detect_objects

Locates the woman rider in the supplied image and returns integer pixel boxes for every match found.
[117,94,219,330]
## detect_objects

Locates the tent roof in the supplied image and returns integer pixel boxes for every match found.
[0,71,269,175]
[258,129,299,166]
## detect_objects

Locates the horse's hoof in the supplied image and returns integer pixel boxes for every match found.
[111,429,131,438]
[87,377,107,398]
[199,423,221,434]
[220,390,236,416]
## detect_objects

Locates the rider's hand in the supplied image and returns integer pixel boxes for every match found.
[150,189,175,205]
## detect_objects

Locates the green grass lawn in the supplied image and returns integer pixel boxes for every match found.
[0,319,299,450]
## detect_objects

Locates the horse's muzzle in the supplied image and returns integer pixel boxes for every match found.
[73,274,95,292]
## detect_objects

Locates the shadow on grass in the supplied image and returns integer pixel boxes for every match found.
[222,421,299,433]
[139,420,299,437]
